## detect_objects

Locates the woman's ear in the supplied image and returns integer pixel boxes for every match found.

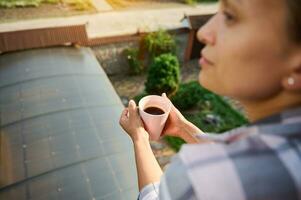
[282,49,301,92]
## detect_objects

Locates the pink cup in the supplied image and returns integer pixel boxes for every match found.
[138,95,172,141]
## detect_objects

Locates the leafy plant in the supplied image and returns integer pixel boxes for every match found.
[143,29,177,58]
[145,53,180,97]
[124,48,143,75]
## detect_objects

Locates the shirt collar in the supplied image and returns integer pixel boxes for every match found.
[250,106,301,126]
[248,106,301,139]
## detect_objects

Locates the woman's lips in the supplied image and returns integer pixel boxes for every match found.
[199,56,214,68]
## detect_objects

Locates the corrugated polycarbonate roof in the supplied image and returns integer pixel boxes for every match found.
[0,47,138,200]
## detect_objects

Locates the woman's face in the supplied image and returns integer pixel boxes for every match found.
[197,0,294,101]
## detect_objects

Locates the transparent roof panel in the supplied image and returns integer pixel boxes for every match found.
[0,47,138,200]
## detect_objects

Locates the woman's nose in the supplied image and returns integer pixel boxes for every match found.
[197,14,218,46]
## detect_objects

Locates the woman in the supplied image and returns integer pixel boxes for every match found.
[120,0,301,199]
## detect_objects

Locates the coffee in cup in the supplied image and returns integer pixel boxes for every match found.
[144,106,165,115]
[138,95,171,140]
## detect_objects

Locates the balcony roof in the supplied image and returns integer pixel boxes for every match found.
[0,47,138,200]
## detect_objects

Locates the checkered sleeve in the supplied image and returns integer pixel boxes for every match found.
[138,182,159,200]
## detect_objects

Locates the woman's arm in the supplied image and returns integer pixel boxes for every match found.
[133,132,163,190]
[119,100,162,190]
[177,119,205,144]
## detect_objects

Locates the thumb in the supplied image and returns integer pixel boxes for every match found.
[128,100,137,118]
[162,93,173,107]
[162,93,167,98]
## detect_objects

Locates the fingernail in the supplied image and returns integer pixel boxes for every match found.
[129,100,135,106]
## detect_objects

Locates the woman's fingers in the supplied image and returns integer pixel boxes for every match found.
[161,92,176,111]
[120,108,128,121]
[128,100,137,119]
[122,108,129,118]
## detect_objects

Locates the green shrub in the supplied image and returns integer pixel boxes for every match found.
[171,81,206,110]
[124,48,143,75]
[145,53,180,96]
[143,29,177,57]
[165,136,185,152]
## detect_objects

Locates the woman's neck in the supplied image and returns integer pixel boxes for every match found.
[240,91,301,123]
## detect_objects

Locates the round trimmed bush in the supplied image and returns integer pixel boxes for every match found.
[145,53,180,96]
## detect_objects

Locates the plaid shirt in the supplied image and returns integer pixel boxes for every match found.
[138,107,301,200]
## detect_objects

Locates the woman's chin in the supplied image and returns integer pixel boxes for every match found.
[199,74,226,96]
[198,73,210,89]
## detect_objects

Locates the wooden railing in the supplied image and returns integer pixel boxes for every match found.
[0,24,88,53]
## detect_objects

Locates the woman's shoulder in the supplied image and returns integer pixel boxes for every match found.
[175,107,301,200]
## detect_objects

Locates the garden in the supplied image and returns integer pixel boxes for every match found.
[121,29,248,151]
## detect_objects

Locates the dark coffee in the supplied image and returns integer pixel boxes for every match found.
[144,106,165,115]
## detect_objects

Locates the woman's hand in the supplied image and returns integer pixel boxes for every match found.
[161,93,188,138]
[161,94,203,143]
[119,100,149,141]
